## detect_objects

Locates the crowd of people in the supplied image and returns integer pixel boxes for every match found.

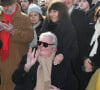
[0,0,100,90]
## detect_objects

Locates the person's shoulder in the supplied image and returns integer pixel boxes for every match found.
[72,8,85,15]
[19,12,31,24]
[16,3,28,18]
[20,12,29,18]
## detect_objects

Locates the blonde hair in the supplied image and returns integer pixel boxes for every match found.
[94,6,100,22]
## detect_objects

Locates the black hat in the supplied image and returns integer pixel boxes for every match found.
[0,0,16,6]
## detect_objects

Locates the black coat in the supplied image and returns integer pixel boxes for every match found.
[12,54,78,90]
[70,8,95,90]
[77,30,100,90]
[40,17,79,89]
[41,17,79,61]
[71,9,91,58]
[70,8,92,90]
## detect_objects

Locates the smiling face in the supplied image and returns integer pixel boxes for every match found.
[49,9,59,23]
[38,36,55,58]
[29,12,40,25]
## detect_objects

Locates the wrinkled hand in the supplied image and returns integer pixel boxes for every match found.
[24,48,39,72]
[50,85,60,90]
[2,23,14,33]
[54,54,64,65]
[0,22,15,34]
[84,58,92,72]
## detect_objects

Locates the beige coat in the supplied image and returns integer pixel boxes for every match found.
[0,4,33,90]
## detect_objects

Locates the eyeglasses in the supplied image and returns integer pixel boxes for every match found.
[38,41,54,48]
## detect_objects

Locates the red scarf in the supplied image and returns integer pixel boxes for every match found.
[0,4,17,61]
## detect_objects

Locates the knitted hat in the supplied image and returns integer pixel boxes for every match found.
[0,0,16,6]
[27,4,42,15]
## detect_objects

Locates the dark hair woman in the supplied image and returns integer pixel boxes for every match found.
[41,2,79,90]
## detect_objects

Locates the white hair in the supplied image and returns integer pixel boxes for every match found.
[39,32,58,48]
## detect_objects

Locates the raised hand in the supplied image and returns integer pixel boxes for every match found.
[30,48,39,66]
[24,48,39,72]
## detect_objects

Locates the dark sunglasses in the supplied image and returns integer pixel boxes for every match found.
[38,41,54,48]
